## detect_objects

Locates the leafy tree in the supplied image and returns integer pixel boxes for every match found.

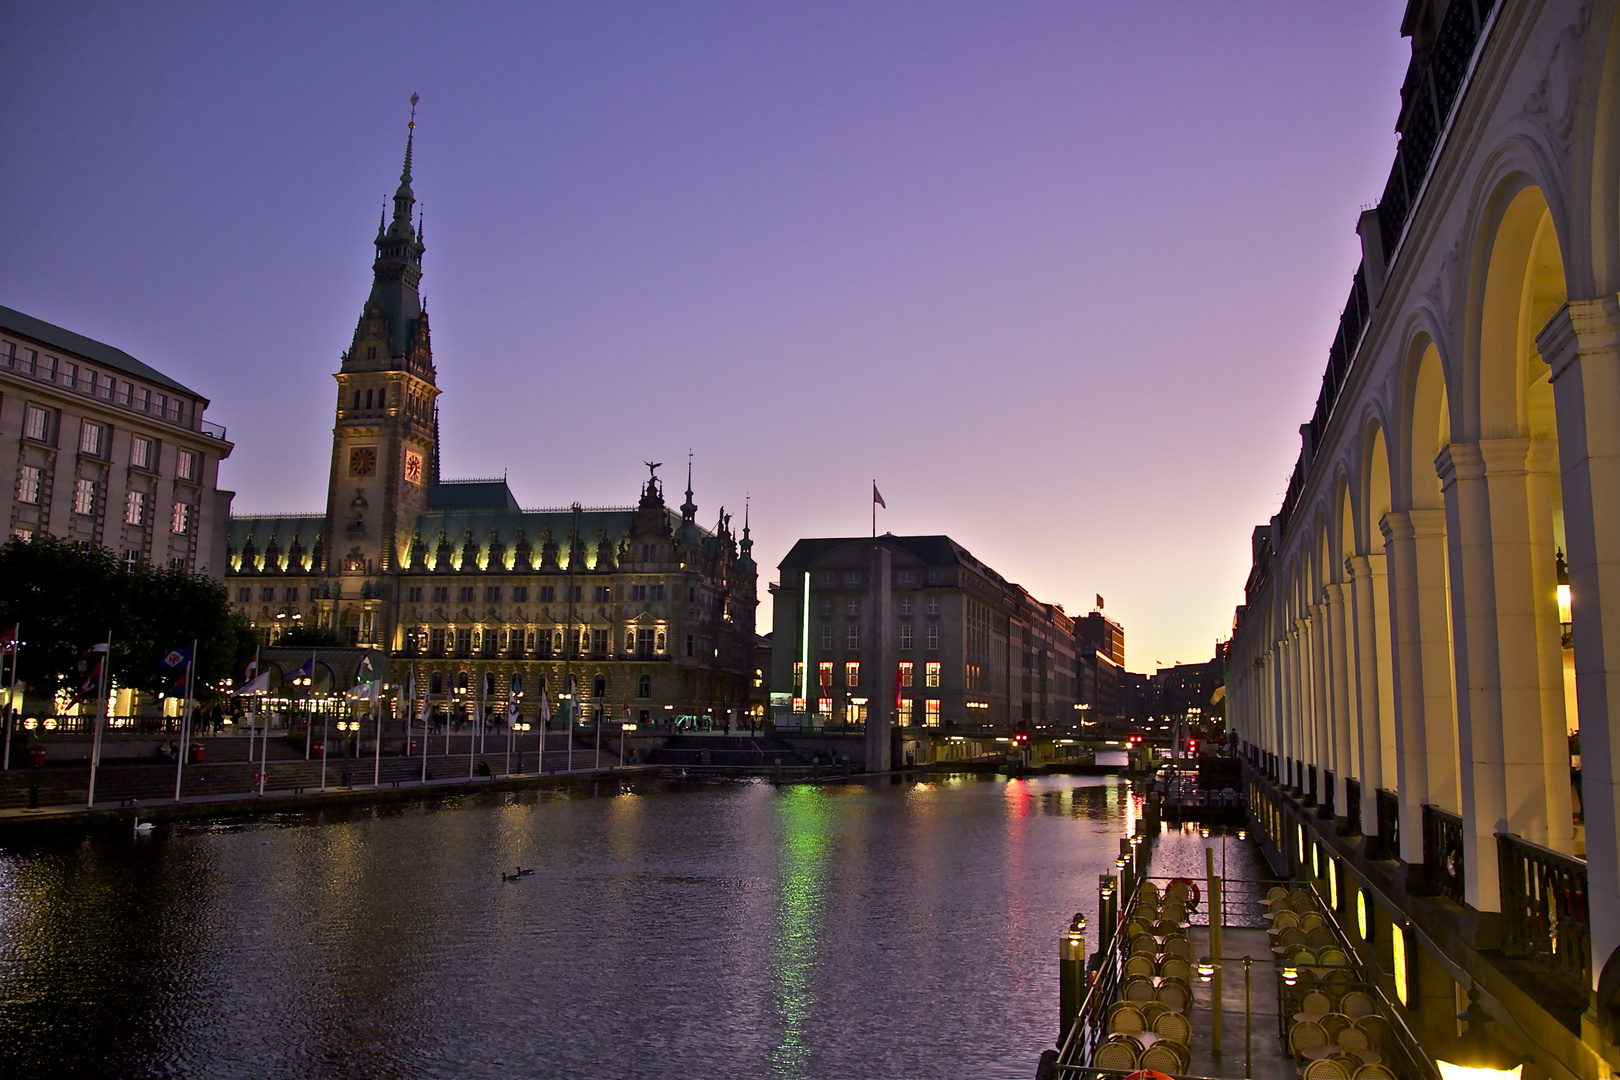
[0,534,256,707]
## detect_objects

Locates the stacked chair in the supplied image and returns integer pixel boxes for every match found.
[1265,887,1398,1080]
[1093,879,1198,1075]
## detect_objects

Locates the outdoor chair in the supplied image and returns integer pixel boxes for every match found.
[1307,928,1337,949]
[1337,1026,1371,1053]
[1131,934,1159,956]
[1269,910,1300,931]
[1298,912,1326,933]
[1354,1015,1391,1050]
[1300,990,1333,1016]
[1278,927,1308,948]
[1159,957,1193,984]
[1155,979,1190,1013]
[1339,991,1376,1019]
[1302,1057,1352,1080]
[1320,1013,1350,1043]
[1164,937,1193,962]
[1093,1037,1139,1071]
[1290,1020,1329,1062]
[1268,886,1289,901]
[1107,1001,1146,1035]
[1141,1041,1188,1074]
[1125,955,1156,979]
[1123,975,1158,1004]
[1153,1009,1192,1046]
[1353,1065,1397,1080]
[1141,1002,1170,1028]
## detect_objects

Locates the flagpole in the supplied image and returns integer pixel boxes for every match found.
[872,478,876,538]
[86,631,111,808]
[1,622,17,771]
[372,683,382,787]
[258,673,271,795]
[173,640,197,802]
[320,702,329,791]
[420,671,430,784]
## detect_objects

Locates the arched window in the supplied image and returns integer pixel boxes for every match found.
[482,671,495,696]
[638,675,651,699]
[625,630,636,652]
[592,674,607,699]
[455,671,469,692]
[655,629,667,652]
[511,673,523,696]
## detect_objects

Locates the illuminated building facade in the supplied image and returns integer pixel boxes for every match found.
[0,305,234,572]
[225,118,757,726]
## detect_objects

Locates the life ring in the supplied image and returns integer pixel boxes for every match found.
[1170,877,1201,911]
[1126,1071,1175,1080]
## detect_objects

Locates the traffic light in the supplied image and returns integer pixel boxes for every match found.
[1013,722,1030,747]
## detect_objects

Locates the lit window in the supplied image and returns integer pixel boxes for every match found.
[845,661,860,687]
[73,478,96,515]
[817,696,833,715]
[897,699,914,723]
[12,529,31,541]
[927,623,940,650]
[23,405,49,441]
[899,662,914,687]
[792,696,805,713]
[17,466,41,504]
[846,624,860,649]
[925,661,941,688]
[170,501,190,534]
[819,625,833,650]
[79,422,105,456]
[124,490,146,525]
[899,623,912,651]
[899,597,912,615]
[793,661,804,685]
[176,450,197,481]
[925,699,941,726]
[817,661,833,690]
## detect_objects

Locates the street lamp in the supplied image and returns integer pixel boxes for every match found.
[1436,988,1523,1080]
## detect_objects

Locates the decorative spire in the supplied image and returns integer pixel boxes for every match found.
[680,450,696,522]
[377,199,386,238]
[391,94,419,230]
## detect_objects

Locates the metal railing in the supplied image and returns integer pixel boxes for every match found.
[1497,831,1591,990]
[1422,803,1465,901]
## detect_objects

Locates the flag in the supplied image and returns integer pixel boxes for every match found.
[65,655,104,709]
[158,644,194,672]
[290,657,314,682]
[539,690,551,727]
[244,657,259,682]
[236,670,271,695]
[346,681,379,701]
[1096,594,1104,611]
[507,691,520,726]
[0,626,17,653]
[873,483,886,509]
[358,653,377,681]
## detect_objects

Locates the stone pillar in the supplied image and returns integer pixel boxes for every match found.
[1438,443,1507,912]
[1328,581,1355,820]
[1539,298,1620,984]
[865,544,893,773]
[1349,556,1384,835]
[1383,511,1431,865]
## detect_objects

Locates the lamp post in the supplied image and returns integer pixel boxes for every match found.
[1199,955,1254,1079]
[1059,913,1086,1045]
[620,722,636,768]
[1436,987,1524,1080]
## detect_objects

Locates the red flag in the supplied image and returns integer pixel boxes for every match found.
[1096,594,1104,610]
[66,657,104,710]
[873,483,886,509]
[0,626,15,653]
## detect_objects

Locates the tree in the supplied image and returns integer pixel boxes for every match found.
[0,534,256,708]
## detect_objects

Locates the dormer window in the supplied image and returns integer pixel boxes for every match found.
[366,346,377,360]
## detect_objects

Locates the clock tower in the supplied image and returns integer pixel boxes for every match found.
[324,97,439,577]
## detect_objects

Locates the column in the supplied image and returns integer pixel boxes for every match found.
[1438,443,1506,911]
[1328,581,1355,820]
[1349,556,1384,835]
[1539,298,1620,984]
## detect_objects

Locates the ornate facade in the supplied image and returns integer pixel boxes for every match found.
[225,114,757,727]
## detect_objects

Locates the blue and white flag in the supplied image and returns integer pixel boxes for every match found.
[158,644,194,672]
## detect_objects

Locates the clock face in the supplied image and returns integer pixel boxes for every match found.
[404,450,423,485]
[349,447,377,477]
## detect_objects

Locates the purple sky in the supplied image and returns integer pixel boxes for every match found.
[2,2,1410,671]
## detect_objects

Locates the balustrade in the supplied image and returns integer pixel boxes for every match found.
[1343,777,1360,835]
[1375,789,1400,859]
[1497,832,1590,990]
[1422,804,1465,901]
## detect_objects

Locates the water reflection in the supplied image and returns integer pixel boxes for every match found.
[0,773,1138,1080]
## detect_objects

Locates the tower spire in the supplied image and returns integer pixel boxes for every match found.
[391,93,419,229]
[681,450,696,522]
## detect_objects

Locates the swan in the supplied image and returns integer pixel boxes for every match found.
[133,818,154,836]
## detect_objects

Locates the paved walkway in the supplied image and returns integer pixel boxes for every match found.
[1185,925,1295,1080]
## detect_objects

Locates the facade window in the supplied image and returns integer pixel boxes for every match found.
[512,586,528,602]
[819,625,833,650]
[817,696,833,715]
[818,661,833,689]
[591,628,609,655]
[927,623,940,650]
[12,529,32,541]
[819,572,833,586]
[632,584,647,601]
[655,629,667,652]
[792,696,806,713]
[793,661,804,686]
[573,586,583,603]
[177,450,197,481]
[651,584,665,600]
[899,661,914,688]
[820,597,832,616]
[845,661,860,687]
[170,501,190,533]
[594,585,611,602]
[124,490,146,525]
[73,478,97,516]
[897,699,914,724]
[132,436,154,470]
[925,699,941,726]
[927,597,940,614]
[432,586,449,602]
[898,570,913,585]
[685,633,695,657]
[79,422,105,456]
[539,586,555,602]
[458,586,475,602]
[456,628,472,655]
[260,586,275,602]
[485,586,501,602]
[899,597,912,615]
[925,661,941,688]
[927,570,939,585]
[407,586,423,602]
[17,466,41,505]
[846,624,860,649]
[638,674,651,698]
[845,571,859,584]
[847,597,859,616]
[899,623,913,651]
[284,587,300,602]
[23,405,49,442]
[236,587,251,601]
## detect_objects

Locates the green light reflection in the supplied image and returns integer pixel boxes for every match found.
[770,784,833,1078]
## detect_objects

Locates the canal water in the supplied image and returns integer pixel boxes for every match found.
[0,773,1205,1079]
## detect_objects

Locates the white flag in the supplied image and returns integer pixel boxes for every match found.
[236,670,271,696]
[507,692,519,726]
